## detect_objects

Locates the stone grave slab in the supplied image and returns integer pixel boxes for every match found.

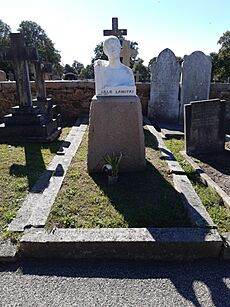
[185,99,226,155]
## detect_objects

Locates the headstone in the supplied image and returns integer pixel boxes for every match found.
[0,33,61,142]
[180,51,212,123]
[103,17,127,38]
[88,36,145,172]
[33,61,61,128]
[148,48,181,124]
[0,70,7,81]
[120,39,138,67]
[185,99,226,155]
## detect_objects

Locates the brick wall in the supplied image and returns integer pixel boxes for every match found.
[0,81,150,123]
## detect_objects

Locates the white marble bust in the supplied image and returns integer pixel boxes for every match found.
[94,36,136,96]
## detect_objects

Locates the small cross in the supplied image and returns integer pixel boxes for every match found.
[120,39,138,67]
[0,33,38,107]
[103,17,127,38]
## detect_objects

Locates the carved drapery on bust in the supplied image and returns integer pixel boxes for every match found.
[94,36,136,96]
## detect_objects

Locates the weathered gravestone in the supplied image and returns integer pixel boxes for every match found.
[0,70,7,81]
[185,99,226,155]
[88,36,145,173]
[148,48,181,124]
[33,61,61,126]
[180,51,212,123]
[0,33,61,142]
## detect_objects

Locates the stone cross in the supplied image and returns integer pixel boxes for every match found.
[103,17,127,38]
[120,39,138,67]
[0,33,38,106]
[34,62,52,101]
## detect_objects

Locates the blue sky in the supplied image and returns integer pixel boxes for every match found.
[1,0,230,66]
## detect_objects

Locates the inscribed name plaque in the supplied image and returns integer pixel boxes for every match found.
[98,86,136,96]
[185,99,226,155]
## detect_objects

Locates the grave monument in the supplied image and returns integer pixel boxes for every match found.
[103,17,137,67]
[87,36,145,173]
[33,61,61,126]
[180,51,212,123]
[185,99,226,155]
[0,33,61,142]
[148,48,181,124]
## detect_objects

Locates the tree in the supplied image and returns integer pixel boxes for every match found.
[0,19,11,45]
[80,64,94,79]
[211,31,230,81]
[133,58,150,82]
[18,21,61,66]
[92,42,108,63]
[0,19,13,75]
[72,60,84,76]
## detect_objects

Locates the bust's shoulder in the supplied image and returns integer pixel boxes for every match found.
[120,63,133,74]
[94,59,109,68]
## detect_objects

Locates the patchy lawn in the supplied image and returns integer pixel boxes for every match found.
[0,127,70,239]
[46,128,191,229]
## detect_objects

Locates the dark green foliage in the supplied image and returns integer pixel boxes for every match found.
[0,19,13,74]
[18,20,62,75]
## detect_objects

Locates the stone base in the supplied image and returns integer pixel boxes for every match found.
[0,104,61,143]
[88,95,145,173]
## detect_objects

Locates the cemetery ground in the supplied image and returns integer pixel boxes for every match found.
[165,138,230,234]
[0,127,70,241]
[0,119,229,260]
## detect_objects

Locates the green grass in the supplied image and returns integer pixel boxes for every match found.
[46,128,191,229]
[0,128,70,239]
[165,138,230,233]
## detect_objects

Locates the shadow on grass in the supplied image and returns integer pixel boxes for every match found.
[90,129,191,228]
[9,139,65,190]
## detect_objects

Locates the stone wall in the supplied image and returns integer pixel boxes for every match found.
[0,81,150,123]
[209,83,230,120]
[1,80,230,123]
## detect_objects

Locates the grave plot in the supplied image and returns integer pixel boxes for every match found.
[0,128,70,240]
[46,127,191,229]
[165,138,230,234]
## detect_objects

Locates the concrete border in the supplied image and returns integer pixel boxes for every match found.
[19,227,223,261]
[0,240,17,262]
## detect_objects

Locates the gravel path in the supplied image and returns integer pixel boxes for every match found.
[0,259,230,307]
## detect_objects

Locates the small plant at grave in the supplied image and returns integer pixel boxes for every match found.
[102,152,123,178]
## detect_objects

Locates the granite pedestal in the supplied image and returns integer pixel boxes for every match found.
[88,95,145,173]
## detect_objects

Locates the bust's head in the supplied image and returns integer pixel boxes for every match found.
[103,36,121,60]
